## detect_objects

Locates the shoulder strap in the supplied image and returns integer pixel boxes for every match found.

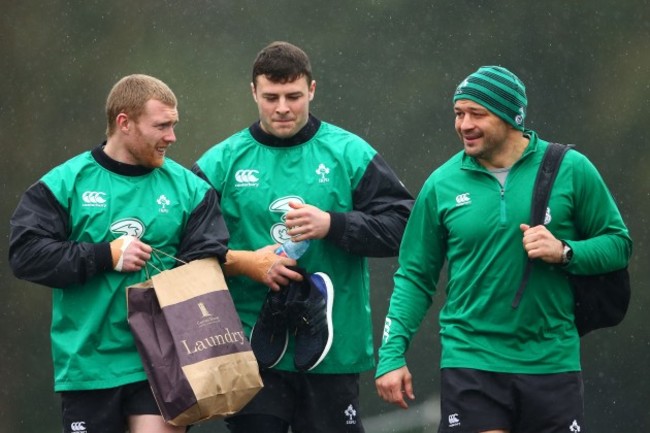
[512,143,572,308]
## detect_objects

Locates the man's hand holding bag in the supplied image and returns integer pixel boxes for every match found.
[127,257,263,426]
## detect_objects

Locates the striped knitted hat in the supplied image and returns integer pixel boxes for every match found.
[453,66,527,131]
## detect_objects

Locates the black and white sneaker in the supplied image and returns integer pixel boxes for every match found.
[288,272,334,371]
[250,287,290,369]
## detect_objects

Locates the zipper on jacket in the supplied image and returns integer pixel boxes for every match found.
[476,169,509,226]
[499,186,507,225]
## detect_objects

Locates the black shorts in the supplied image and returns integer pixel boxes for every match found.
[60,381,164,433]
[226,369,365,433]
[438,368,585,433]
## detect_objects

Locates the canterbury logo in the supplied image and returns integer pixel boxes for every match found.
[382,318,392,343]
[455,193,471,206]
[448,413,460,427]
[235,169,259,183]
[70,421,87,432]
[82,191,107,206]
[569,420,581,432]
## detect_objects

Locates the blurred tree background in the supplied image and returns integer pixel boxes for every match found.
[1,1,648,432]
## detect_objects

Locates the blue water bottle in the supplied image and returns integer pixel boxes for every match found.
[275,239,311,259]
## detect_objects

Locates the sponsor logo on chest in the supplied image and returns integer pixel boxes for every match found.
[80,190,174,213]
[81,191,107,207]
[233,162,333,188]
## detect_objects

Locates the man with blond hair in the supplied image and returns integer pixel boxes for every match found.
[9,74,281,433]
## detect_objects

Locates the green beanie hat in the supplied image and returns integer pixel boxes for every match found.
[453,66,527,131]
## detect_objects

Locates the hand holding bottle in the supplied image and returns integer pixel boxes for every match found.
[275,239,311,259]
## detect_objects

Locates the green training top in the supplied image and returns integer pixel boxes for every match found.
[196,121,386,374]
[377,132,632,377]
[40,151,213,391]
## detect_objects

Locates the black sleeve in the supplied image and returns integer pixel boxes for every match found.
[176,187,230,264]
[9,181,113,288]
[325,153,414,257]
[191,163,206,181]
[191,163,223,202]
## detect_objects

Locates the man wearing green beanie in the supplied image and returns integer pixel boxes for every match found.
[375,65,632,432]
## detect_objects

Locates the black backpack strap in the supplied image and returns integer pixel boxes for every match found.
[512,143,572,308]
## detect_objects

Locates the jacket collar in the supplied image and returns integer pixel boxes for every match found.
[92,142,155,176]
[460,130,538,171]
[249,114,321,148]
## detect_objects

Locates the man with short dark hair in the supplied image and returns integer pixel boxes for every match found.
[194,41,413,433]
[376,66,632,433]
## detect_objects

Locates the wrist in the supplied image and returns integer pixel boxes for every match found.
[223,250,279,283]
[110,236,135,271]
[561,241,573,265]
[223,250,255,277]
[110,238,123,267]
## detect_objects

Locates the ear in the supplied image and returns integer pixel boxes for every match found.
[250,82,258,103]
[308,80,316,101]
[116,113,130,133]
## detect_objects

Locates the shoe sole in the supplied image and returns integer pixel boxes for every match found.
[306,272,334,371]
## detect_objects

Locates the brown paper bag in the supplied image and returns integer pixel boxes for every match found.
[127,258,263,426]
